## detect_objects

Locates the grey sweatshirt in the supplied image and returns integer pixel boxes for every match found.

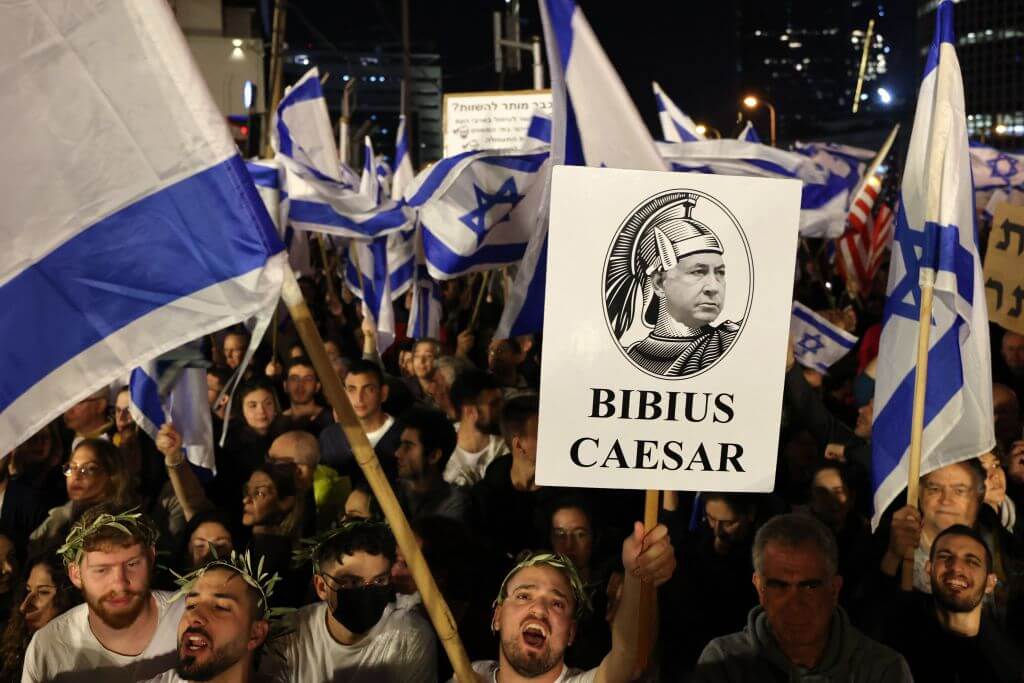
[693,606,913,682]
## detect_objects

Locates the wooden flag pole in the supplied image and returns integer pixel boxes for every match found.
[279,266,476,681]
[636,489,660,670]
[469,271,491,330]
[901,280,936,590]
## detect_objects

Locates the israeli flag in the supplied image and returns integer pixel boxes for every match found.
[360,137,384,204]
[790,303,858,373]
[793,141,872,193]
[659,139,850,238]
[392,116,415,201]
[247,160,312,278]
[737,121,761,143]
[871,0,995,527]
[403,148,550,280]
[498,0,667,337]
[272,69,412,240]
[407,261,443,340]
[969,143,1024,191]
[129,360,215,475]
[0,0,285,455]
[652,81,706,142]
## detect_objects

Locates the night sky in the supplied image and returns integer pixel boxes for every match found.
[276,0,916,146]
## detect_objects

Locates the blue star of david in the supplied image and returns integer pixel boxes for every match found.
[796,332,825,357]
[986,153,1019,182]
[883,205,929,325]
[458,177,523,245]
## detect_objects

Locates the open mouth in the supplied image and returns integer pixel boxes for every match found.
[521,622,548,649]
[942,574,970,592]
[183,631,211,653]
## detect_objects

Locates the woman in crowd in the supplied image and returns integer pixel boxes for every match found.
[26,438,130,557]
[0,551,80,682]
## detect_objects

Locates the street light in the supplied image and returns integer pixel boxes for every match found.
[742,95,777,147]
[995,123,1008,135]
[695,124,721,139]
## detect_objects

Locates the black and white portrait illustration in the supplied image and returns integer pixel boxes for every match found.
[604,190,753,379]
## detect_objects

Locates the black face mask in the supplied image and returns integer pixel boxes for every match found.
[330,585,392,634]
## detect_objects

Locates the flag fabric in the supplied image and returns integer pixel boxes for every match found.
[737,121,761,143]
[871,0,994,527]
[0,0,285,454]
[392,116,415,200]
[867,201,895,282]
[849,173,883,232]
[790,302,858,373]
[497,0,667,338]
[129,360,216,475]
[969,143,1024,191]
[247,159,312,278]
[652,81,706,142]
[272,69,412,240]
[659,139,850,238]
[406,260,443,340]
[402,148,550,280]
[360,136,384,204]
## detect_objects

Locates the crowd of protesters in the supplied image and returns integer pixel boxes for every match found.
[3,244,1024,683]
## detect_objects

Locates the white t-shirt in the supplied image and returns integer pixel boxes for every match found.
[22,590,185,683]
[142,670,275,683]
[366,415,396,447]
[259,601,437,683]
[443,432,508,487]
[460,661,596,683]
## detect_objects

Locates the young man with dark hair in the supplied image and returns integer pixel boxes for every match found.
[445,369,508,487]
[145,556,273,683]
[282,356,332,435]
[487,338,530,392]
[24,505,185,682]
[470,520,676,682]
[260,521,436,682]
[395,408,470,523]
[878,524,1024,682]
[319,359,402,477]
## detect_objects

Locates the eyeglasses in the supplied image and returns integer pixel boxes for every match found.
[320,572,390,591]
[62,463,105,479]
[242,485,275,501]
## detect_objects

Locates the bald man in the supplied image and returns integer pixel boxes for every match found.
[269,431,346,532]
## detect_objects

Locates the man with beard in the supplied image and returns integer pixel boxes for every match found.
[396,408,470,524]
[259,520,436,683]
[144,556,274,683]
[23,505,185,682]
[879,524,1024,682]
[444,370,508,487]
[470,519,676,682]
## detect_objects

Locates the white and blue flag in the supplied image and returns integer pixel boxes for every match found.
[737,121,761,143]
[407,260,443,340]
[129,358,215,475]
[498,0,667,337]
[871,0,994,526]
[392,116,415,201]
[360,136,384,205]
[272,69,411,240]
[403,148,550,280]
[969,143,1024,191]
[652,81,706,142]
[246,159,312,278]
[789,303,858,373]
[658,139,850,238]
[0,0,285,454]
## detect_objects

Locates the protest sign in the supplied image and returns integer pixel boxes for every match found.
[984,203,1024,336]
[537,166,801,492]
[442,90,552,156]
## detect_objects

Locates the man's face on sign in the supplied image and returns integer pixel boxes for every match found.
[652,252,726,329]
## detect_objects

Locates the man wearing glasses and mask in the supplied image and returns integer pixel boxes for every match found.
[260,520,436,682]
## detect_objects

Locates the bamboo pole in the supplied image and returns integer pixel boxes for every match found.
[901,283,935,590]
[636,489,660,671]
[469,271,491,330]
[262,1,287,158]
[851,20,875,114]
[279,266,475,681]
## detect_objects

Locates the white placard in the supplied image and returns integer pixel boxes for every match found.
[443,90,552,156]
[537,166,802,492]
